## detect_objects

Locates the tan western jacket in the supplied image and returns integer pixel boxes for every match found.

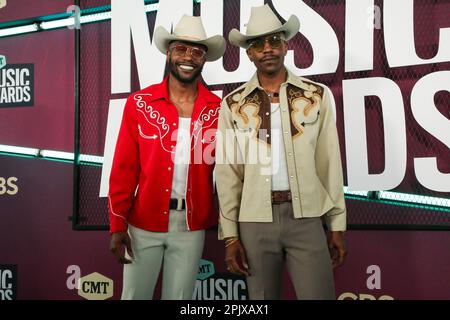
[216,70,347,239]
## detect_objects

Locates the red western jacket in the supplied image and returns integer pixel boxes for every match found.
[108,77,220,234]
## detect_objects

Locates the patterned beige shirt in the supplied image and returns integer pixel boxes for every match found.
[216,69,347,239]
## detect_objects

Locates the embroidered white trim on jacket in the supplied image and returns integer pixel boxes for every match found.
[134,94,169,138]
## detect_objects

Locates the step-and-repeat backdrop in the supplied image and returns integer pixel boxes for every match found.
[0,0,449,300]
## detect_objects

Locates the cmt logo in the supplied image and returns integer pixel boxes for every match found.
[78,273,113,300]
[0,177,18,195]
[197,259,215,280]
[193,274,247,300]
[66,265,113,300]
[338,264,394,300]
[0,265,17,300]
[193,259,247,300]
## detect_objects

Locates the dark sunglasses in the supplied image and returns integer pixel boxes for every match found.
[248,34,285,52]
[170,43,206,59]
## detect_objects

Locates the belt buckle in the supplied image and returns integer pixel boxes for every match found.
[272,191,290,203]
[176,198,183,211]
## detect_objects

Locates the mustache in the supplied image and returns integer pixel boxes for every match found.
[260,55,279,62]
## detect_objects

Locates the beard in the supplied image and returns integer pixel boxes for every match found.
[169,59,204,84]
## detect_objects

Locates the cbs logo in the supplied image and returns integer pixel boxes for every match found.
[0,177,18,195]
[338,292,394,300]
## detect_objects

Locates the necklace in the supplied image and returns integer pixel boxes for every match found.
[266,91,279,99]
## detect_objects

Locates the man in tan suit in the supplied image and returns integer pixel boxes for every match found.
[216,4,347,300]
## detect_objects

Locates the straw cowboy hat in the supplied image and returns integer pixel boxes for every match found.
[154,15,226,62]
[229,4,300,49]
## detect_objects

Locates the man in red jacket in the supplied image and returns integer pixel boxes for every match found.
[108,15,225,300]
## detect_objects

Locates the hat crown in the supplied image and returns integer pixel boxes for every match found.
[245,4,283,37]
[228,4,299,49]
[173,15,207,41]
[154,14,226,61]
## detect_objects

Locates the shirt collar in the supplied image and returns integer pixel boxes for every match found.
[146,76,169,102]
[239,68,312,102]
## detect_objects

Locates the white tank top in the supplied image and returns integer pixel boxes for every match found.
[270,103,290,191]
[171,117,191,198]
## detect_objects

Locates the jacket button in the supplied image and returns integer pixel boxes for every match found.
[165,189,169,192]
[163,211,167,215]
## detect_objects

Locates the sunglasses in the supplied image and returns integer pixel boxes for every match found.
[170,43,206,60]
[248,34,285,52]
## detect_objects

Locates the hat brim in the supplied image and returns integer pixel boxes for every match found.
[229,15,300,49]
[154,26,226,62]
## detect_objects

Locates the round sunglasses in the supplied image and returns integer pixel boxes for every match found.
[170,43,206,60]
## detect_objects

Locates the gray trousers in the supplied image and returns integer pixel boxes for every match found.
[121,210,204,300]
[240,202,335,300]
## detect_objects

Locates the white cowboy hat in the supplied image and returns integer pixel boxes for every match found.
[154,15,226,62]
[229,4,300,49]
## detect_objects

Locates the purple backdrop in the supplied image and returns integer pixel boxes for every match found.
[0,0,73,23]
[0,29,74,151]
[0,0,449,300]
[1,155,450,299]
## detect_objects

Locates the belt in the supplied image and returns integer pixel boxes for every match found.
[169,198,186,211]
[271,191,292,203]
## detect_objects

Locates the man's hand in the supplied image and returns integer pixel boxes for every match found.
[225,239,250,277]
[110,231,134,264]
[328,231,347,268]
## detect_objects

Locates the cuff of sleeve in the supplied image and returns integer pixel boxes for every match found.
[218,220,239,240]
[325,212,347,232]
[109,218,128,235]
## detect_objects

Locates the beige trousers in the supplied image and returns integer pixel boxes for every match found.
[121,210,204,300]
[239,202,335,300]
